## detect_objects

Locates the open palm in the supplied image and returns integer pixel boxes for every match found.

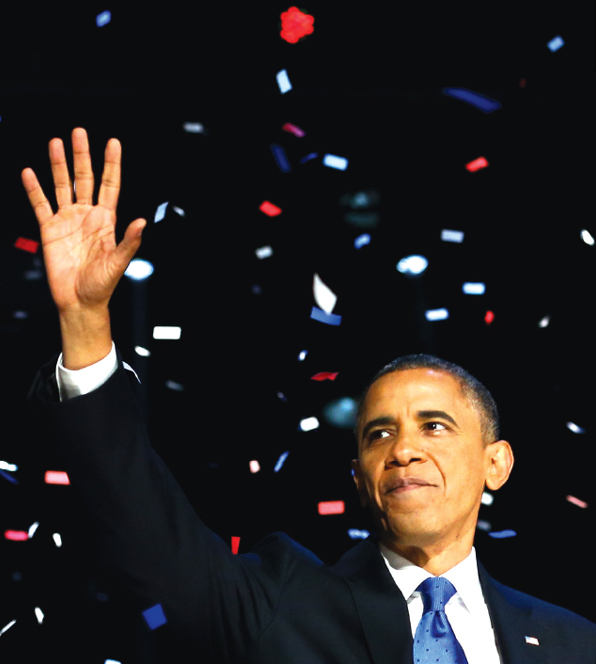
[21,127,146,313]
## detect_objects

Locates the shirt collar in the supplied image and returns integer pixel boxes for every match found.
[378,542,485,614]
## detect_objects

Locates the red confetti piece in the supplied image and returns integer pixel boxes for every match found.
[465,157,489,173]
[484,311,495,325]
[282,122,305,137]
[231,536,241,554]
[14,237,39,253]
[5,530,28,541]
[45,471,70,485]
[259,201,282,217]
[280,7,314,44]
[566,495,588,509]
[318,500,345,515]
[310,372,339,381]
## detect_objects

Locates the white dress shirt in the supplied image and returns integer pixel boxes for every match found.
[56,348,502,664]
[379,542,502,664]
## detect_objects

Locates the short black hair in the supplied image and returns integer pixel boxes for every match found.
[355,354,500,445]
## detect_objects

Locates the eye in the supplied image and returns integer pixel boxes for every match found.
[424,421,447,432]
[369,429,391,441]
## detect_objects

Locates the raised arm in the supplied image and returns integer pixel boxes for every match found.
[21,127,146,369]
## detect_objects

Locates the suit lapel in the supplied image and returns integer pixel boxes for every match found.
[334,536,414,664]
[478,563,547,664]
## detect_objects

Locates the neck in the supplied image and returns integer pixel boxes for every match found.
[380,535,473,576]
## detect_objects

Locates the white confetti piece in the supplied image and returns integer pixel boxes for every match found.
[53,533,62,548]
[323,154,348,170]
[581,229,595,245]
[276,69,292,93]
[183,122,204,133]
[313,273,337,314]
[441,229,464,243]
[256,246,273,259]
[299,417,319,432]
[154,202,168,223]
[481,492,494,506]
[134,346,151,357]
[425,308,449,321]
[463,282,486,295]
[153,326,181,340]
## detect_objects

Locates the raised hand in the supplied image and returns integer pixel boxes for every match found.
[22,128,146,368]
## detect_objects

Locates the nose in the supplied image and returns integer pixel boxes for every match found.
[385,429,427,468]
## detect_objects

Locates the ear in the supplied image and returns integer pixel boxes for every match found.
[484,440,514,491]
[351,458,369,508]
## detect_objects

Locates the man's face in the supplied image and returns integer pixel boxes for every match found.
[352,368,508,553]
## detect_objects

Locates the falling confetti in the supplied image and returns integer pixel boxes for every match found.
[153,327,182,340]
[310,372,339,381]
[96,11,111,27]
[310,306,342,326]
[259,201,282,216]
[318,501,345,515]
[270,144,291,172]
[282,122,305,137]
[465,157,489,172]
[313,274,337,314]
[274,451,290,472]
[462,282,486,295]
[276,69,292,93]
[231,537,241,555]
[154,202,168,223]
[547,35,564,52]
[566,495,588,509]
[14,237,39,253]
[425,308,449,321]
[142,604,167,630]
[45,471,70,485]
[442,88,501,113]
[441,229,464,243]
[280,7,314,43]
[488,530,516,539]
[323,154,348,171]
[299,417,319,432]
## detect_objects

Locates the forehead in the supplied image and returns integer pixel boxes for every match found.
[361,368,478,422]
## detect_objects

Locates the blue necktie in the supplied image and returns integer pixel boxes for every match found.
[413,577,469,664]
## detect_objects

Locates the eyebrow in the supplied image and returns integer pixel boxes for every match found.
[360,410,459,441]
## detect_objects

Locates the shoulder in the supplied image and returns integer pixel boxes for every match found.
[490,574,596,637]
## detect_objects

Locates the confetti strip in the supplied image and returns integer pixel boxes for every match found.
[231,537,241,555]
[310,306,342,326]
[255,246,273,259]
[0,469,18,485]
[270,144,291,172]
[172,206,185,216]
[277,392,288,402]
[442,88,501,113]
[397,255,428,275]
[53,533,63,547]
[276,69,292,93]
[45,471,70,485]
[538,315,550,328]
[425,308,449,321]
[249,460,260,474]
[581,229,595,245]
[348,529,370,539]
[0,460,17,471]
[259,201,282,216]
[28,522,39,538]
[323,154,348,170]
[0,619,16,637]
[441,229,464,243]
[566,422,586,434]
[14,237,39,253]
[282,123,305,137]
[462,282,486,295]
[481,492,494,506]
[484,311,495,324]
[354,234,371,249]
[165,380,184,391]
[465,157,489,172]
[299,417,319,432]
[488,530,517,539]
[125,258,154,280]
[135,346,151,357]
[476,520,492,532]
[300,152,318,163]
[34,607,44,624]
[313,274,337,314]
[142,604,167,630]
[96,11,111,27]
[318,501,345,515]
[298,350,308,361]
[310,372,339,381]
[5,530,28,541]
[274,451,289,472]
[183,122,204,133]
[566,495,588,509]
[153,326,181,340]
[547,35,564,52]
[280,7,314,43]
[154,202,168,222]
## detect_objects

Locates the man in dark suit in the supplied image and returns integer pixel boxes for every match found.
[25,129,596,663]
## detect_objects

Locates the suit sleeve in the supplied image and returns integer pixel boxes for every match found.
[27,351,291,663]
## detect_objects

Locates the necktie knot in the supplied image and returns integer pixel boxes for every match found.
[417,576,457,614]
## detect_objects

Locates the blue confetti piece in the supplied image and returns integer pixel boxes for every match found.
[323,154,348,170]
[354,234,371,249]
[0,469,18,485]
[442,88,501,113]
[300,152,318,164]
[310,306,342,326]
[348,529,370,540]
[96,11,111,27]
[462,282,486,295]
[488,529,517,539]
[547,35,564,52]
[270,144,291,173]
[154,202,168,223]
[425,308,449,321]
[274,451,290,472]
[142,603,167,630]
[276,69,292,93]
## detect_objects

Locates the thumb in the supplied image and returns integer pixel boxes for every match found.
[112,218,147,272]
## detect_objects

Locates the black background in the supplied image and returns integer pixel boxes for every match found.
[0,4,594,662]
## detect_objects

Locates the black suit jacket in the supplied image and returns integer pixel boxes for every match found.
[28,352,596,663]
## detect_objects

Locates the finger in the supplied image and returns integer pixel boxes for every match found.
[21,168,54,225]
[49,138,73,208]
[111,218,146,273]
[72,127,94,205]
[97,138,121,213]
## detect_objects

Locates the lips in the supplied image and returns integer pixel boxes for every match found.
[385,478,433,494]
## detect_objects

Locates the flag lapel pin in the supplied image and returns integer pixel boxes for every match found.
[525,636,540,646]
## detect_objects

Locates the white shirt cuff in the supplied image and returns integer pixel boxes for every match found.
[55,342,118,402]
